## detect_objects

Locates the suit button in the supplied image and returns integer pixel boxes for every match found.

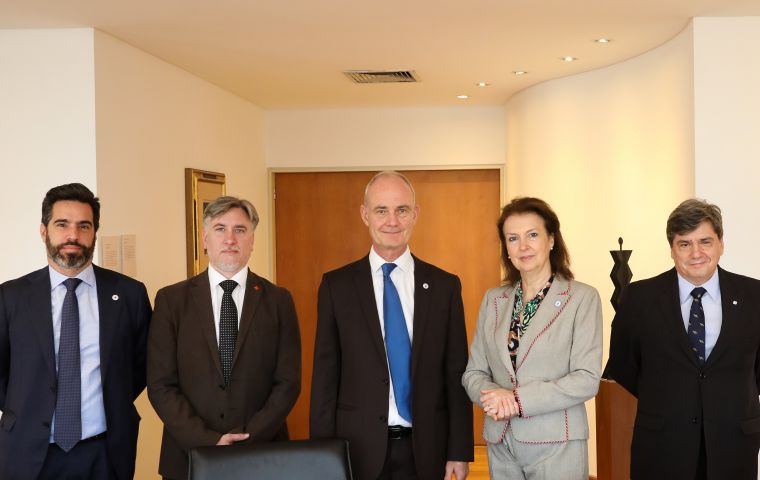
[220,413,225,419]
[219,384,226,390]
[692,417,698,424]
[42,421,50,428]
[380,415,387,423]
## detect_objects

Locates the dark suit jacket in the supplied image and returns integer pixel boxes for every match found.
[147,269,301,480]
[605,267,760,480]
[310,255,474,480]
[0,265,151,480]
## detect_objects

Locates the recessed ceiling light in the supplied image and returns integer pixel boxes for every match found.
[476,82,489,87]
[594,38,612,43]
[512,70,528,75]
[560,56,577,62]
[457,95,469,99]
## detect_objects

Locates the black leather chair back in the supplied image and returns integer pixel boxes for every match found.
[188,438,352,480]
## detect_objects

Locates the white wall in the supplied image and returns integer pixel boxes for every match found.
[693,17,760,278]
[266,106,505,168]
[0,29,97,281]
[93,30,268,479]
[504,24,696,475]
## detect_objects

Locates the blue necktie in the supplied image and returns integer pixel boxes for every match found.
[688,287,707,365]
[382,263,412,422]
[55,277,82,452]
[219,280,239,385]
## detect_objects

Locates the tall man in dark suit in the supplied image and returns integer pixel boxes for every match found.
[606,199,760,480]
[147,196,300,480]
[310,171,474,480]
[0,183,151,480]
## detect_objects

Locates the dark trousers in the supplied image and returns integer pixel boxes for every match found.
[377,434,418,480]
[38,435,115,480]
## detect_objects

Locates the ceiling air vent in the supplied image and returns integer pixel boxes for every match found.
[343,70,419,84]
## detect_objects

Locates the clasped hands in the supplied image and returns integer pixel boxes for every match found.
[480,388,519,421]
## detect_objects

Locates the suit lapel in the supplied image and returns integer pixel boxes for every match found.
[94,265,119,380]
[494,285,517,377]
[190,271,224,379]
[410,257,431,380]
[29,267,57,379]
[707,267,740,366]
[656,269,699,367]
[515,277,571,371]
[353,257,387,366]
[233,270,263,366]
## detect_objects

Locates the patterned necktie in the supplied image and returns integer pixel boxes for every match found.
[381,263,412,422]
[688,287,707,365]
[219,280,238,385]
[55,277,82,452]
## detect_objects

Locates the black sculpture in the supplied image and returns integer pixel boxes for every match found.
[609,237,632,312]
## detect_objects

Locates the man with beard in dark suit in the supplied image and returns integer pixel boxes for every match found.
[310,171,473,480]
[0,183,151,480]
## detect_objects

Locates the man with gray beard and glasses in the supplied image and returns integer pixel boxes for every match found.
[0,183,151,480]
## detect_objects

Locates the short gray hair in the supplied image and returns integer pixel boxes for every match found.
[363,170,416,206]
[666,198,722,245]
[203,196,259,230]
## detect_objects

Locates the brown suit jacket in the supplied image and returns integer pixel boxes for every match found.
[147,269,301,479]
[310,255,474,480]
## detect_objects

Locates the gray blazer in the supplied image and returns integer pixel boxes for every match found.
[462,276,602,444]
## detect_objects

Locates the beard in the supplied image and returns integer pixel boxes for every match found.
[46,235,95,270]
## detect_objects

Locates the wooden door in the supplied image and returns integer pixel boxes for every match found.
[273,169,501,445]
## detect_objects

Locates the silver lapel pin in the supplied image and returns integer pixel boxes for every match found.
[422,283,429,290]
[112,294,119,301]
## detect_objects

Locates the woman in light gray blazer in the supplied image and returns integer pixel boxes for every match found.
[463,197,602,480]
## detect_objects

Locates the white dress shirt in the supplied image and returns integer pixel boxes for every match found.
[48,264,106,441]
[369,246,415,427]
[208,265,248,344]
[678,269,722,360]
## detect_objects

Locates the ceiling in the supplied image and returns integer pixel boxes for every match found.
[2,0,759,108]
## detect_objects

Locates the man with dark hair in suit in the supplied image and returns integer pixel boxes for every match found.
[148,195,301,480]
[606,198,760,480]
[310,171,474,480]
[0,183,151,479]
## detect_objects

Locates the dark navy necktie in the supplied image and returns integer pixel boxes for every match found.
[219,280,239,385]
[55,277,82,452]
[688,287,707,365]
[382,263,412,422]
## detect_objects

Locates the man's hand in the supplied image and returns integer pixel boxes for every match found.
[444,460,469,480]
[216,432,250,445]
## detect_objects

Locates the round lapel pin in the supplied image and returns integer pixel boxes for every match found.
[112,294,119,301]
[422,283,429,289]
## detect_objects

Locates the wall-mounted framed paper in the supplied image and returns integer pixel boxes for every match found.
[185,168,226,277]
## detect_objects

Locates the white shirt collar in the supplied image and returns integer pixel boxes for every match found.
[678,268,720,304]
[48,263,96,290]
[208,264,248,290]
[369,246,413,274]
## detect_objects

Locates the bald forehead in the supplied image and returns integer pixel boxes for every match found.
[364,174,416,206]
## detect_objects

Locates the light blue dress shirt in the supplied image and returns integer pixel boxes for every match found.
[678,269,722,360]
[49,265,107,442]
